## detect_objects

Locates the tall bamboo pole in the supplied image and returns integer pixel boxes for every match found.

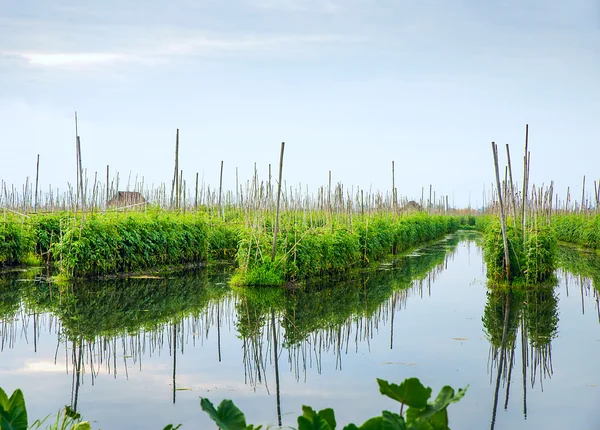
[492,142,511,281]
[271,142,285,263]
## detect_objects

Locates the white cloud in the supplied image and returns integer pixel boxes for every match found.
[246,0,340,13]
[0,23,343,70]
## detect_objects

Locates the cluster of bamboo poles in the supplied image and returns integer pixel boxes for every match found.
[2,121,461,216]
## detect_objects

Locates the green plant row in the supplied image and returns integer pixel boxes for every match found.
[482,217,557,285]
[233,213,471,286]
[552,213,600,250]
[0,215,34,267]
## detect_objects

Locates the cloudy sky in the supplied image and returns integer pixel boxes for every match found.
[1,0,599,207]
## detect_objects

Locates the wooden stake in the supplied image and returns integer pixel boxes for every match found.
[271,142,285,263]
[492,142,511,281]
[34,154,40,213]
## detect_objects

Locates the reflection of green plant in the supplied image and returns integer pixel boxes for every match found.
[482,288,524,348]
[235,236,461,347]
[200,377,467,430]
[482,284,559,349]
[524,287,559,348]
[557,245,600,290]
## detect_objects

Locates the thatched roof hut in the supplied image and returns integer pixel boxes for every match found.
[107,191,147,208]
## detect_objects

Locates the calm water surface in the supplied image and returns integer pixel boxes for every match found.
[1,232,599,429]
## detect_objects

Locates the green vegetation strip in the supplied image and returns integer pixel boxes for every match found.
[1,210,478,282]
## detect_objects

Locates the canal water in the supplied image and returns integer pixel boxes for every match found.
[1,232,599,429]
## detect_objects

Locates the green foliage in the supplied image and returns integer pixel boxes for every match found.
[482,218,557,284]
[0,217,33,267]
[553,214,600,249]
[201,377,467,430]
[233,214,470,286]
[30,405,91,430]
[51,212,241,278]
[0,387,28,430]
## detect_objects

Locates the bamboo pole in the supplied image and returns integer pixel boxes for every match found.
[521,124,529,244]
[271,142,285,263]
[34,154,40,213]
[505,145,518,232]
[492,142,511,281]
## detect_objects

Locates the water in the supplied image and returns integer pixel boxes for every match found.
[1,232,600,429]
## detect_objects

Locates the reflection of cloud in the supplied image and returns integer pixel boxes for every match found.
[19,360,65,373]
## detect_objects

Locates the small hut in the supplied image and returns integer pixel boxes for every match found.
[107,191,147,209]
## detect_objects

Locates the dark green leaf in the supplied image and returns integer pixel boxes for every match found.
[163,425,183,430]
[200,398,247,430]
[0,388,28,430]
[407,419,434,430]
[318,408,337,429]
[428,410,448,430]
[382,410,407,430]
[246,426,263,430]
[342,425,360,430]
[298,414,333,430]
[377,378,431,409]
[358,416,383,430]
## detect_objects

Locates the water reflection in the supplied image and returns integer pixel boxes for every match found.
[483,285,560,429]
[2,233,599,428]
[0,233,466,418]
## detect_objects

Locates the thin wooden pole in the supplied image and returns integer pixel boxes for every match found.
[521,124,529,244]
[271,142,285,263]
[581,175,586,213]
[34,154,40,213]
[492,142,511,281]
[218,160,224,216]
[106,165,110,207]
[505,145,518,232]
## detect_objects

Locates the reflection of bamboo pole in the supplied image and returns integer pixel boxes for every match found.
[270,309,282,426]
[490,293,511,430]
[172,321,177,404]
[521,313,528,419]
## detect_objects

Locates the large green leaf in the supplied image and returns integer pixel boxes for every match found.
[318,408,337,429]
[298,406,335,430]
[200,398,247,430]
[427,410,448,430]
[357,416,383,430]
[0,388,28,430]
[382,411,407,430]
[405,385,468,424]
[377,379,431,409]
[298,415,333,430]
[407,420,434,430]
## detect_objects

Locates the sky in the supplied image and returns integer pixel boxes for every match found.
[1,0,599,208]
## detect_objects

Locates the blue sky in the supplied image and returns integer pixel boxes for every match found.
[1,0,599,207]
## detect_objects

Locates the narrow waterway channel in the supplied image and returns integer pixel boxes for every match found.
[1,232,599,429]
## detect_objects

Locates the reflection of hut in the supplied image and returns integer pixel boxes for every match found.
[107,191,147,208]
